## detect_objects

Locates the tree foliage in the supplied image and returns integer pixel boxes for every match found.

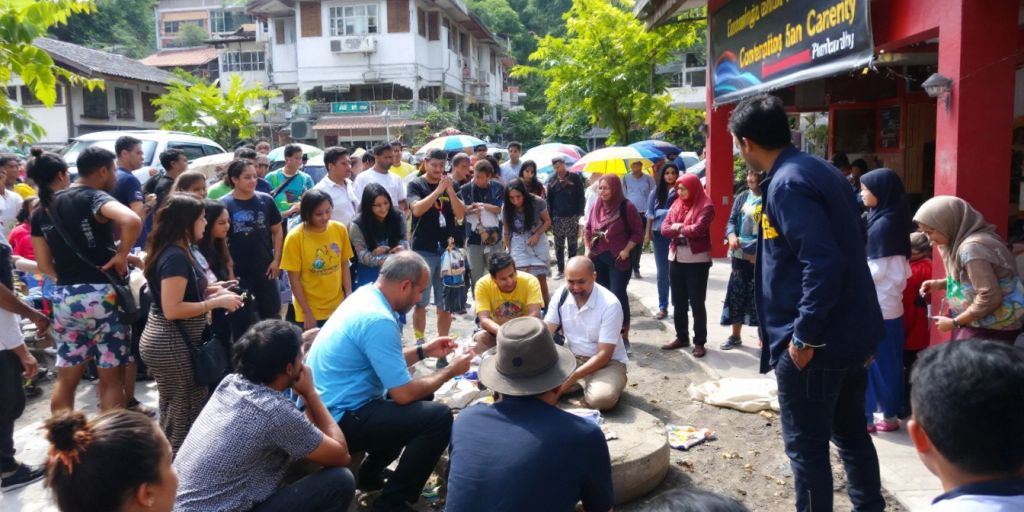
[153,73,279,148]
[0,0,105,146]
[47,0,155,58]
[513,0,703,144]
[178,23,209,48]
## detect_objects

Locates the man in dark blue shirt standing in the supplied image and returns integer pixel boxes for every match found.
[731,94,885,512]
[447,316,613,512]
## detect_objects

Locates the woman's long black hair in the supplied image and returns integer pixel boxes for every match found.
[504,178,536,233]
[518,160,543,196]
[355,183,403,250]
[25,148,68,207]
[144,193,205,285]
[198,199,233,278]
[655,163,680,209]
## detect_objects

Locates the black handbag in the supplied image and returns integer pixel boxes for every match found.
[173,265,227,387]
[44,206,142,324]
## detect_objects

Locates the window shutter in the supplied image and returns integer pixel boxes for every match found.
[387,0,409,33]
[299,2,321,38]
[427,11,439,41]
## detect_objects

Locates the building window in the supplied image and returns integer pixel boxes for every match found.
[222,51,266,72]
[427,11,439,41]
[164,19,205,34]
[19,85,63,106]
[417,8,426,38]
[115,88,134,119]
[328,4,378,36]
[210,9,252,33]
[5,87,15,101]
[142,92,159,122]
[82,88,107,118]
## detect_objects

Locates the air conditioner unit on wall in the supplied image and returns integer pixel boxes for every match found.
[290,121,313,140]
[330,36,377,54]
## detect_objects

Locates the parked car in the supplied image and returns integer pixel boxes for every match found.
[676,151,700,170]
[61,130,225,184]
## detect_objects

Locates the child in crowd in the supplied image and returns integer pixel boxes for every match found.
[901,232,932,417]
[441,236,468,316]
[908,340,1024,511]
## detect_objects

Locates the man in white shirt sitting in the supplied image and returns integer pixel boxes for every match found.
[544,256,628,411]
[313,147,359,225]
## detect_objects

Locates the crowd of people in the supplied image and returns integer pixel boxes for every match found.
[0,95,1019,512]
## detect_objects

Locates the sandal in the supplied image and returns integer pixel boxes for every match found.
[874,419,900,432]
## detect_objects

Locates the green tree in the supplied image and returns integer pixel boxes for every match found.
[153,73,279,148]
[0,0,104,145]
[48,0,155,58]
[178,22,208,48]
[513,0,702,144]
[500,109,544,148]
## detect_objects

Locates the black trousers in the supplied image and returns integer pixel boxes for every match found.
[339,399,453,511]
[233,273,281,338]
[630,218,648,272]
[0,350,26,471]
[670,260,711,346]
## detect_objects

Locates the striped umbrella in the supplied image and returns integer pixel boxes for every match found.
[521,148,579,180]
[418,134,487,155]
[569,146,654,176]
[527,142,585,160]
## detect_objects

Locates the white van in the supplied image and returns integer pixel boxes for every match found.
[61,130,224,184]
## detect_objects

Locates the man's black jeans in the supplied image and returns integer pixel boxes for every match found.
[0,350,26,472]
[339,399,453,511]
[775,349,885,512]
[250,467,355,512]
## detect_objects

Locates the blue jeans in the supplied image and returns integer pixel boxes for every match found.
[415,250,446,311]
[249,466,355,512]
[652,231,670,311]
[865,318,905,421]
[775,350,884,512]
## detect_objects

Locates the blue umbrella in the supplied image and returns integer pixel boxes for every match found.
[630,140,682,158]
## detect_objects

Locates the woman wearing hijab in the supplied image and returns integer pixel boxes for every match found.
[584,174,644,350]
[914,196,1024,343]
[859,168,913,432]
[660,174,715,357]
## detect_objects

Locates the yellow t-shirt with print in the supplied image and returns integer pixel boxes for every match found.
[390,161,418,179]
[280,221,354,322]
[474,271,543,324]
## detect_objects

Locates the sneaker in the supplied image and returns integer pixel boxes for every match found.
[720,335,742,350]
[1,463,45,492]
[633,270,642,279]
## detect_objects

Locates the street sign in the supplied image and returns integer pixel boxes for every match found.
[331,101,371,114]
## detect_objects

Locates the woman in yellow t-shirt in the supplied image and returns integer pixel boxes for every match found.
[280,189,354,330]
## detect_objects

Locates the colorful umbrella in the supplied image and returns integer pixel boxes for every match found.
[630,140,683,157]
[626,142,666,161]
[418,134,486,155]
[267,143,323,163]
[521,148,579,180]
[569,146,654,176]
[527,142,585,160]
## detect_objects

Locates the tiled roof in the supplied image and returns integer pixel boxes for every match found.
[140,47,220,68]
[34,38,176,85]
[313,116,426,131]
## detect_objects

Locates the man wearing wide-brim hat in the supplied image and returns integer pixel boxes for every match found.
[445,317,614,512]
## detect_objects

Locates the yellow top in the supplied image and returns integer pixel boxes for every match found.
[389,161,418,179]
[280,221,354,321]
[474,271,542,324]
[13,183,35,199]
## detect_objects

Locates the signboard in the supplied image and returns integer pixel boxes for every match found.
[710,0,873,105]
[878,105,900,150]
[331,101,370,114]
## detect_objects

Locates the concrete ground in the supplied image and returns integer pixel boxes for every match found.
[628,253,943,511]
[2,252,941,511]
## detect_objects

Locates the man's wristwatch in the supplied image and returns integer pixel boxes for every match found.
[416,346,426,361]
[952,318,962,329]
[791,336,822,351]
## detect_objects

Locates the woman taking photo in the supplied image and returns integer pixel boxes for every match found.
[44,410,177,512]
[281,189,354,330]
[197,199,240,348]
[503,178,553,305]
[914,196,1024,342]
[220,159,283,330]
[349,183,408,289]
[660,173,715,357]
[719,168,761,350]
[645,164,679,320]
[584,174,643,349]
[860,169,913,432]
[141,193,242,453]
[518,160,545,198]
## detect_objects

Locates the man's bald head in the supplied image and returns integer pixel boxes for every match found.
[565,256,596,300]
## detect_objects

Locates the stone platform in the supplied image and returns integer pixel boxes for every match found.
[599,404,671,504]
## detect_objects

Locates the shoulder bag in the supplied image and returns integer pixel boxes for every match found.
[172,264,227,387]
[552,287,570,346]
[45,205,142,324]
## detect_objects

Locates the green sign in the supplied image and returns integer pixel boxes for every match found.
[331,101,371,114]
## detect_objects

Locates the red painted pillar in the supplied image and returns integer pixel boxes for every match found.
[706,87,734,258]
[933,0,1016,233]
[927,0,1017,345]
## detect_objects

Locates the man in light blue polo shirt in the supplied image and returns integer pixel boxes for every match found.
[307,251,472,512]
